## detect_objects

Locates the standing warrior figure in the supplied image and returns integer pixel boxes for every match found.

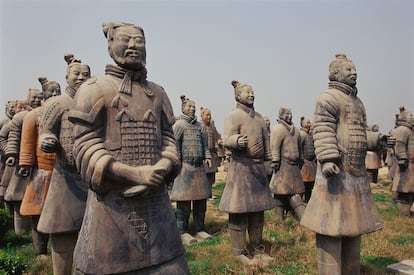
[38,54,91,274]
[219,80,274,266]
[390,109,414,217]
[365,124,383,184]
[68,22,189,274]
[269,107,305,220]
[170,96,212,245]
[200,107,222,188]
[299,116,316,203]
[300,53,383,275]
[4,89,42,235]
[19,77,61,258]
[0,100,18,207]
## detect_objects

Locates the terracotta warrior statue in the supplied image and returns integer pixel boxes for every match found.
[0,100,18,207]
[68,22,189,274]
[200,107,222,188]
[219,80,274,266]
[365,124,383,184]
[299,116,316,203]
[263,116,273,181]
[300,53,383,275]
[18,77,60,258]
[390,109,414,217]
[38,54,90,274]
[170,96,212,245]
[4,89,42,235]
[269,107,305,220]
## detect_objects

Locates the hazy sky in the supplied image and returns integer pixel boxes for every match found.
[1,0,413,134]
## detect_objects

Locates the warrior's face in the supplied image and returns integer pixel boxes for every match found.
[5,101,16,119]
[201,110,211,125]
[27,90,42,108]
[302,118,311,130]
[280,109,293,125]
[43,83,61,100]
[66,64,91,91]
[337,61,357,87]
[110,26,146,70]
[236,86,255,108]
[183,100,196,119]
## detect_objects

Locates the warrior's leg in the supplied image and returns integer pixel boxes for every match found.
[31,215,49,255]
[50,232,77,275]
[341,235,361,275]
[316,233,341,275]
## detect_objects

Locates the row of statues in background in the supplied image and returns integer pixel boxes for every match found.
[0,21,412,275]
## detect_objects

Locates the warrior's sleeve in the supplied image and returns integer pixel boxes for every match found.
[19,109,38,167]
[69,82,113,192]
[173,121,184,162]
[223,112,242,150]
[0,121,11,154]
[270,124,284,163]
[393,127,409,161]
[312,91,340,163]
[39,97,65,150]
[201,124,212,160]
[263,123,272,161]
[160,91,180,166]
[5,111,26,157]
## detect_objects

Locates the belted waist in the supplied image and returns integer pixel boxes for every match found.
[182,158,204,167]
[231,155,264,163]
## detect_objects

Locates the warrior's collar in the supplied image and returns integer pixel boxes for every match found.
[300,127,310,134]
[278,119,295,135]
[105,64,152,96]
[65,86,77,99]
[329,81,358,97]
[180,114,198,124]
[236,102,255,118]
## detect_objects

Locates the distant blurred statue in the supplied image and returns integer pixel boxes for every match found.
[365,124,383,184]
[299,116,316,203]
[68,22,189,274]
[0,100,18,207]
[19,77,60,258]
[200,106,222,188]
[219,80,274,266]
[170,96,213,245]
[390,109,414,217]
[38,54,90,274]
[300,53,383,275]
[269,107,305,220]
[4,89,42,235]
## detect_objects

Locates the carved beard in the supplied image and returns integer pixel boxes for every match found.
[111,48,147,71]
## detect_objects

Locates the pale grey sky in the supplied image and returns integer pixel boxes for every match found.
[1,0,413,133]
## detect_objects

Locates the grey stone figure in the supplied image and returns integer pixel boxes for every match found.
[68,22,189,274]
[263,116,273,181]
[219,80,274,266]
[200,106,222,188]
[300,53,383,275]
[170,96,213,245]
[4,89,42,235]
[365,124,383,184]
[19,77,61,259]
[269,107,305,220]
[0,100,17,207]
[38,54,90,275]
[390,109,414,217]
[299,116,316,203]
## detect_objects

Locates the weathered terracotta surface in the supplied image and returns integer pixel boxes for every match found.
[300,53,383,274]
[68,22,188,274]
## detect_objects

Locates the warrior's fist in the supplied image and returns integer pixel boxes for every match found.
[18,166,31,177]
[6,156,15,166]
[271,161,280,173]
[237,135,248,148]
[321,162,340,178]
[205,158,212,168]
[40,134,59,153]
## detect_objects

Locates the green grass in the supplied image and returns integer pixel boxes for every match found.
[2,169,413,274]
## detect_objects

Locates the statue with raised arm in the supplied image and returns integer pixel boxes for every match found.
[38,54,90,274]
[300,53,383,274]
[68,22,189,274]
[219,80,274,266]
